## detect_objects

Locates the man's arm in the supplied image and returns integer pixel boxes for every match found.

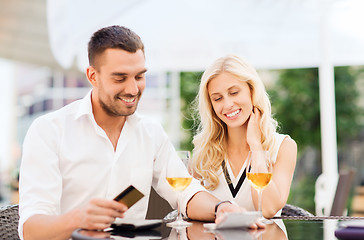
[23,199,127,240]
[24,211,79,240]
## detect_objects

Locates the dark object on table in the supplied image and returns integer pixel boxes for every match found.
[108,228,161,238]
[0,204,20,240]
[335,227,364,240]
[72,228,162,240]
[72,229,112,240]
[281,204,314,217]
[111,219,162,231]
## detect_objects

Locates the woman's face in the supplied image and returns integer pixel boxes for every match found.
[207,72,253,129]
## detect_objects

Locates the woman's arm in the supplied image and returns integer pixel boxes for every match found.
[251,137,297,218]
[186,191,243,222]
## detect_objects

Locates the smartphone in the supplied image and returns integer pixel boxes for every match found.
[113,185,144,208]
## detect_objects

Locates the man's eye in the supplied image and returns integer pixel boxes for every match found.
[115,78,126,82]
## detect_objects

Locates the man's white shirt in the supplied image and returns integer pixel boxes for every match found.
[18,90,205,239]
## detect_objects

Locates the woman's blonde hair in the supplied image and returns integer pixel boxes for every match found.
[191,55,278,190]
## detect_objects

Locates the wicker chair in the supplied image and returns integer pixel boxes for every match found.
[0,204,20,240]
[281,203,314,217]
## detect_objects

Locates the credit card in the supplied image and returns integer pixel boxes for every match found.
[113,185,144,208]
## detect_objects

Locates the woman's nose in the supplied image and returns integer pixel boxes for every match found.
[224,97,234,109]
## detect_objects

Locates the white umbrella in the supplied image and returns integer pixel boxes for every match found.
[47,0,364,216]
[47,0,364,71]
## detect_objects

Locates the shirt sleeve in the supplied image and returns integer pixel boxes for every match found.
[150,124,206,217]
[18,117,63,239]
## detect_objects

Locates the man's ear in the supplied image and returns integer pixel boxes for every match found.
[86,66,97,87]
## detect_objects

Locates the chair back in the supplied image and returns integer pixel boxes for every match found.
[146,188,173,219]
[282,204,314,217]
[0,204,20,240]
[330,169,356,216]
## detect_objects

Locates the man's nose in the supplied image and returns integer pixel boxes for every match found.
[124,79,139,95]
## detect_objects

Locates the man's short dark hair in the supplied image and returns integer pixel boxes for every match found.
[88,25,144,67]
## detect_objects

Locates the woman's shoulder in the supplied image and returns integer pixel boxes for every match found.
[272,133,297,162]
[280,136,297,153]
[274,133,296,146]
[275,133,297,163]
[275,133,296,147]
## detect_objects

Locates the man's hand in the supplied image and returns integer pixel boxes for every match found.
[77,198,128,230]
[23,198,128,240]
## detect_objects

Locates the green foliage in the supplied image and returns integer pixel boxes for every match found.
[287,176,316,214]
[268,68,321,150]
[179,72,203,151]
[268,66,364,152]
[269,66,364,213]
[334,66,364,143]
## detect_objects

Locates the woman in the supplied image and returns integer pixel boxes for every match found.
[191,55,297,218]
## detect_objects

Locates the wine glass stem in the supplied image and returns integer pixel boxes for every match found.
[176,198,183,221]
[258,190,263,217]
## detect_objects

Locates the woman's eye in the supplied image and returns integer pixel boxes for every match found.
[231,91,239,95]
[214,97,222,102]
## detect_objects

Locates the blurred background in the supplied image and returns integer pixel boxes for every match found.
[1,0,364,217]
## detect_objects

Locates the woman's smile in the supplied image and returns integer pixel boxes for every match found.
[225,109,241,119]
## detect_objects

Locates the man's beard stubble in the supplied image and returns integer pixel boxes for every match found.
[99,92,141,117]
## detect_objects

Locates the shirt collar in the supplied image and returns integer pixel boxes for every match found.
[74,90,93,120]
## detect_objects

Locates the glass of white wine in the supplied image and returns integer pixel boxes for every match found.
[246,150,273,221]
[166,151,193,228]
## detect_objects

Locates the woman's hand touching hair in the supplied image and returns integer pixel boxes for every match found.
[247,107,263,151]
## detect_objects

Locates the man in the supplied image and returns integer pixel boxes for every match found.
[18,26,239,240]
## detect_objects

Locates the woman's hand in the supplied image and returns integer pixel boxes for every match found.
[247,107,263,151]
[215,202,266,229]
[215,202,244,224]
